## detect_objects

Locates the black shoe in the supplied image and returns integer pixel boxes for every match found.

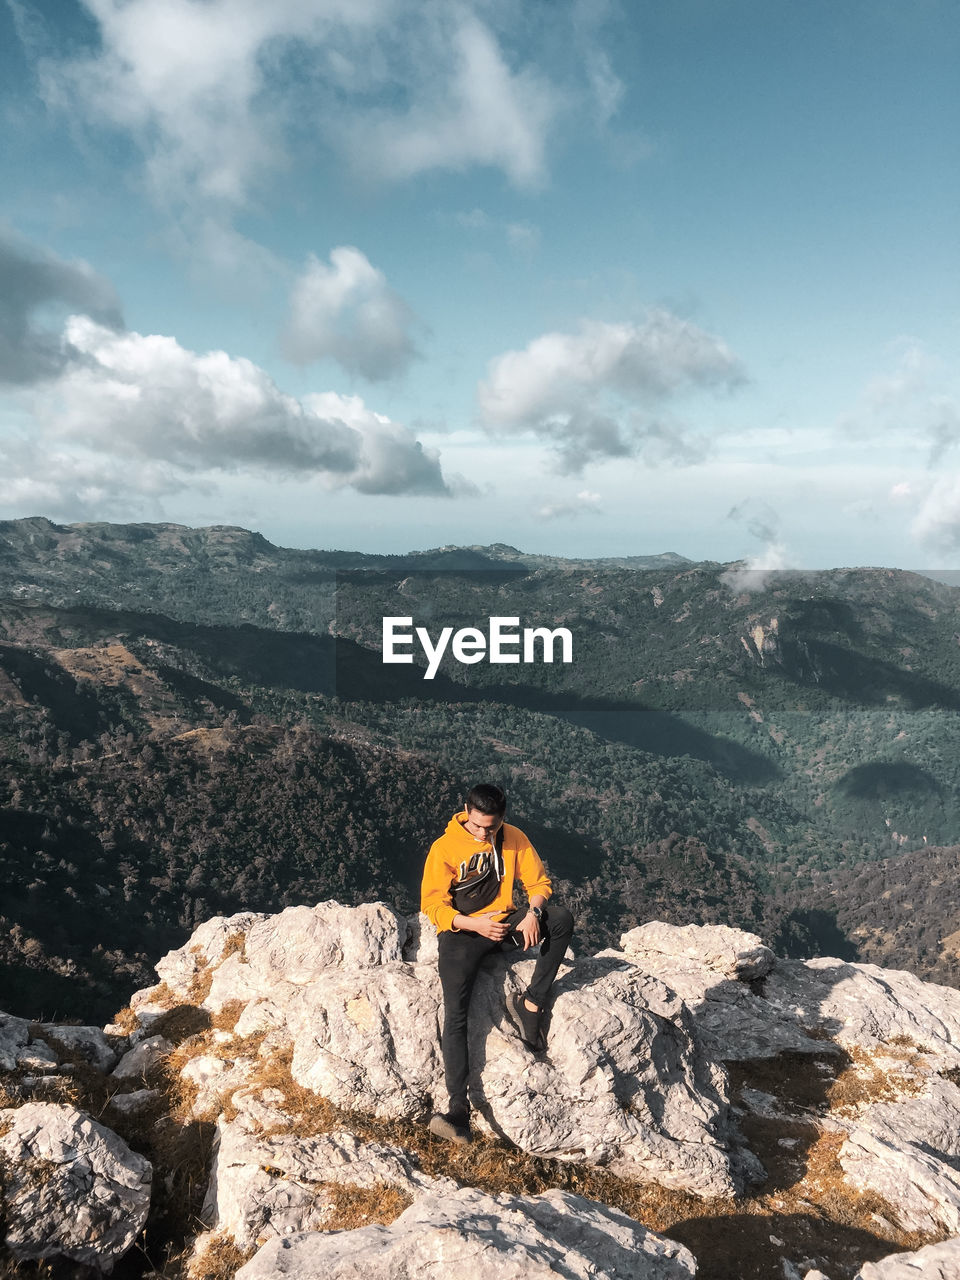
[510,992,544,1050]
[428,1112,472,1145]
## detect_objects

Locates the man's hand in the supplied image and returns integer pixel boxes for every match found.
[517,910,540,950]
[457,913,510,941]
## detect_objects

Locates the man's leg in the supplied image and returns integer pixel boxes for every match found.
[525,903,574,1009]
[501,903,574,1046]
[436,929,495,1126]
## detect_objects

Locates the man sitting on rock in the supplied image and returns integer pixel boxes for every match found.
[421,782,574,1145]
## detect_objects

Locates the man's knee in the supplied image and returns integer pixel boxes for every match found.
[545,903,574,937]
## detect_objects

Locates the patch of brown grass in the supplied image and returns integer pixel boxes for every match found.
[110,1004,142,1034]
[320,1181,413,1231]
[0,1087,21,1113]
[221,931,247,964]
[211,1001,246,1034]
[189,1232,255,1280]
[242,1042,336,1136]
[826,1046,928,1117]
[143,981,179,1011]
[884,1034,933,1055]
[674,1053,940,1280]
[188,966,215,1004]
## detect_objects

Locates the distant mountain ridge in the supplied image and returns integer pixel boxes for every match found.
[0,516,692,584]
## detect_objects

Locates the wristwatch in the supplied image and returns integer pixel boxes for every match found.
[529,906,543,920]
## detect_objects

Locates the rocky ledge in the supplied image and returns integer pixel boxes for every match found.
[2,908,960,1279]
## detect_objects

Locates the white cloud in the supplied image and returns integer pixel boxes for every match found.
[841,340,960,466]
[37,1,564,209]
[720,498,793,592]
[537,489,602,520]
[450,208,540,253]
[585,49,624,126]
[22,315,450,498]
[720,542,790,595]
[42,0,383,209]
[911,475,960,551]
[349,12,558,188]
[0,436,186,521]
[0,225,123,384]
[281,246,421,380]
[478,311,745,471]
[505,222,540,252]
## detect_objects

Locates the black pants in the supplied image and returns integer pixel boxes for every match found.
[437,902,574,1121]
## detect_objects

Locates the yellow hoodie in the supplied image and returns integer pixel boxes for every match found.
[421,811,552,933]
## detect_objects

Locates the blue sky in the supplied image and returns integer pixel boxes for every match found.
[1,0,958,569]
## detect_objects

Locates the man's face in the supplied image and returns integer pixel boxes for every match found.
[463,807,504,842]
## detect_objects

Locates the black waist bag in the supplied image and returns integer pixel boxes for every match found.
[450,827,505,915]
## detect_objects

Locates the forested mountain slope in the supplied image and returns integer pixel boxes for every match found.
[1,517,957,1018]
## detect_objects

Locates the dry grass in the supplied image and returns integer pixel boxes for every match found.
[826,1046,928,1117]
[0,1088,20,1114]
[145,981,180,1011]
[683,1051,942,1280]
[320,1181,413,1231]
[210,1001,246,1034]
[187,966,215,1005]
[110,1004,142,1034]
[189,1232,255,1280]
[220,932,248,964]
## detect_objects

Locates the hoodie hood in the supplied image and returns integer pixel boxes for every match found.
[444,810,496,849]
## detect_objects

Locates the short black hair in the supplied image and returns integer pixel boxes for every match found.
[466,783,506,817]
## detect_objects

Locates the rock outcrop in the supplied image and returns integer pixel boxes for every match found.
[618,921,960,1070]
[855,1237,960,1279]
[839,1077,960,1235]
[136,902,749,1198]
[233,1186,697,1280]
[7,910,960,1277]
[201,1090,455,1252]
[0,1102,151,1269]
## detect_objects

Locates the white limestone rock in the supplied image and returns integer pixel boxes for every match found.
[621,922,775,981]
[0,1102,151,1270]
[133,904,752,1198]
[147,903,407,1018]
[180,1052,253,1118]
[234,1186,697,1280]
[282,947,746,1197]
[603,937,819,1063]
[106,1088,160,1116]
[16,1040,59,1072]
[764,960,960,1068]
[284,963,442,1122]
[242,902,407,985]
[36,1024,119,1072]
[112,1034,173,1081]
[0,1011,29,1071]
[202,1120,452,1251]
[615,926,960,1068]
[153,910,269,996]
[854,1238,960,1278]
[839,1077,960,1235]
[401,912,439,965]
